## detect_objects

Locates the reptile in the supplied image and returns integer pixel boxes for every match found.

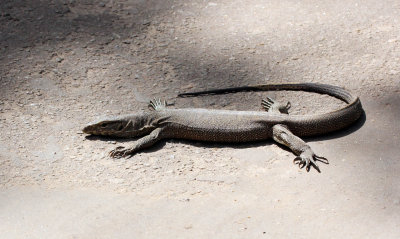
[82,83,363,172]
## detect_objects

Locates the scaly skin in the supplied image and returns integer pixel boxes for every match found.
[83,83,363,172]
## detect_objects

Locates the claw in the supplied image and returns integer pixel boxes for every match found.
[109,146,125,157]
[108,146,135,158]
[315,155,329,164]
[293,152,324,173]
[122,151,129,157]
[312,164,321,173]
[261,97,290,114]
[111,151,123,158]
[266,97,274,102]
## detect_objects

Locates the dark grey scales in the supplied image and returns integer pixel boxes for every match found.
[83,83,363,172]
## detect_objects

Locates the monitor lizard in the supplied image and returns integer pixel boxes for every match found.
[83,83,363,172]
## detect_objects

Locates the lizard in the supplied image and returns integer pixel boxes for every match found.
[82,82,363,172]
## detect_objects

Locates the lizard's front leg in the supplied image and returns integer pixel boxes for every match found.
[272,124,328,172]
[109,127,166,158]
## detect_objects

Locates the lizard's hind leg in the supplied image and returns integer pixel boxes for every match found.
[261,97,291,114]
[272,124,329,172]
[263,98,328,172]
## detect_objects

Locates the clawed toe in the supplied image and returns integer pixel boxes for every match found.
[293,154,324,173]
[149,98,167,111]
[261,97,275,112]
[315,155,329,164]
[108,147,135,158]
[109,146,124,157]
[110,151,125,158]
[109,150,121,158]
[261,97,290,114]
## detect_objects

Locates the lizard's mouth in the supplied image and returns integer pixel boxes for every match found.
[82,121,128,135]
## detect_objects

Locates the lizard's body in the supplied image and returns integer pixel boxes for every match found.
[83,83,363,172]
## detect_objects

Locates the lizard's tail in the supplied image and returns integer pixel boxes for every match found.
[178,83,363,136]
[178,83,356,104]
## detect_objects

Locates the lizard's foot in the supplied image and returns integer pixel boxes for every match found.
[149,98,167,111]
[109,146,135,158]
[261,97,291,114]
[293,150,329,173]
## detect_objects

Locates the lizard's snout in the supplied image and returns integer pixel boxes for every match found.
[82,125,94,134]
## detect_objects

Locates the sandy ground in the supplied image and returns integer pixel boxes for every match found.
[1,0,399,238]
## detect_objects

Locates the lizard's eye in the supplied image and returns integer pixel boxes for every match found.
[100,123,107,128]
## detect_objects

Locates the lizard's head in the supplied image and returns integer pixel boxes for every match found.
[82,112,154,137]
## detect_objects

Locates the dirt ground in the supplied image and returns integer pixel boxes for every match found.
[1,0,399,238]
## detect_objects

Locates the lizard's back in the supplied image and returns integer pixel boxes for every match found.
[159,108,287,142]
